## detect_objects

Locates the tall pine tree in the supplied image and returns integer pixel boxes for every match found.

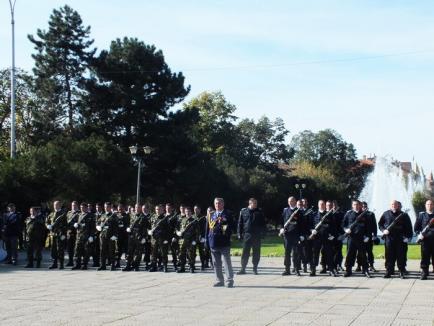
[28,5,96,134]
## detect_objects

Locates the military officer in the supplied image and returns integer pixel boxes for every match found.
[46,201,67,269]
[97,202,119,271]
[25,207,46,268]
[115,204,130,268]
[193,205,209,270]
[72,202,95,270]
[66,201,80,266]
[176,206,199,273]
[123,204,148,271]
[415,199,434,280]
[149,204,171,272]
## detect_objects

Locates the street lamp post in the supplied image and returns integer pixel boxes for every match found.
[8,0,17,159]
[295,183,306,199]
[129,145,152,206]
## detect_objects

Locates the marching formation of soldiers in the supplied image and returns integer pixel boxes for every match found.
[1,195,433,284]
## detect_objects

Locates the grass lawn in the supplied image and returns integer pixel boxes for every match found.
[230,235,422,260]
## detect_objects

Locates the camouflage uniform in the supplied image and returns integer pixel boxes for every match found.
[66,210,80,266]
[123,213,148,271]
[46,210,67,269]
[177,216,199,272]
[73,212,96,269]
[149,214,170,272]
[25,214,46,268]
[97,212,119,271]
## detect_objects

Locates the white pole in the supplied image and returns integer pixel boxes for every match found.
[9,0,17,159]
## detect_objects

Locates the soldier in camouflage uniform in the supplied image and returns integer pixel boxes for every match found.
[176,207,199,273]
[91,203,103,267]
[66,201,80,266]
[165,203,179,271]
[194,205,209,270]
[141,204,152,270]
[115,204,130,268]
[123,204,148,271]
[149,204,170,272]
[72,203,96,270]
[25,207,46,268]
[97,202,119,271]
[46,201,67,269]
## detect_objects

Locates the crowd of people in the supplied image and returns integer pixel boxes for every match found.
[1,196,433,288]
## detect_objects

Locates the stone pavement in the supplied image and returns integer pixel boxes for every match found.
[0,253,433,326]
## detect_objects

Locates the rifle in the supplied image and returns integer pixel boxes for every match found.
[417,217,434,244]
[278,208,301,237]
[148,215,169,236]
[381,209,410,240]
[50,212,67,234]
[308,209,336,240]
[337,210,368,241]
[177,218,198,238]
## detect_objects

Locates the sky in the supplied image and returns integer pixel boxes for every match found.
[1,0,434,171]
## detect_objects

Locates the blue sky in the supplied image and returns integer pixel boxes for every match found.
[2,1,434,171]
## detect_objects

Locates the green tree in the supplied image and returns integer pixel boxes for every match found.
[28,5,96,133]
[412,191,429,215]
[84,37,190,148]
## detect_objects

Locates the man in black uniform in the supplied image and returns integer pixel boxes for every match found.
[115,204,130,268]
[379,200,413,279]
[342,199,371,278]
[331,200,344,271]
[142,204,152,270]
[193,205,209,270]
[280,196,304,276]
[356,202,378,272]
[237,198,266,275]
[414,199,434,280]
[307,200,337,277]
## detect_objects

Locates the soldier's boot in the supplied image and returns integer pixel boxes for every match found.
[110,262,116,271]
[72,259,81,270]
[237,267,246,275]
[122,263,133,272]
[97,264,106,271]
[190,265,195,273]
[66,259,74,267]
[144,263,150,271]
[355,265,362,272]
[295,269,301,276]
[363,269,371,278]
[36,260,41,268]
[177,265,185,273]
[81,265,88,270]
[201,261,206,271]
[383,270,392,278]
[309,267,316,277]
[319,266,327,274]
[253,266,258,275]
[303,264,308,273]
[173,262,178,272]
[25,262,34,268]
[343,269,352,277]
[148,264,157,272]
[420,268,428,280]
[399,270,406,279]
[115,259,121,268]
[282,267,291,276]
[133,262,140,272]
[59,261,64,270]
[48,260,58,269]
[369,264,378,272]
[163,264,168,273]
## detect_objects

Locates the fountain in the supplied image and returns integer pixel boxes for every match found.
[359,156,425,230]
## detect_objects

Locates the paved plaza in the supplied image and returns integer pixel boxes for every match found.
[0,254,433,326]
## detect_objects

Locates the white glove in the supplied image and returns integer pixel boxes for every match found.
[311,229,318,235]
[96,225,102,232]
[299,236,305,241]
[191,241,197,246]
[383,229,390,236]
[172,237,177,243]
[176,231,182,237]
[73,222,79,229]
[328,235,335,241]
[110,236,117,241]
[147,230,153,236]
[47,225,52,230]
[60,235,66,241]
[141,238,146,244]
[403,237,409,243]
[418,234,424,241]
[88,236,94,243]
[345,228,351,234]
[163,240,168,244]
[363,236,370,243]
[126,227,131,233]
[279,228,285,236]
[200,237,206,243]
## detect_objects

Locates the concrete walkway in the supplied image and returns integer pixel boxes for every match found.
[0,254,433,325]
